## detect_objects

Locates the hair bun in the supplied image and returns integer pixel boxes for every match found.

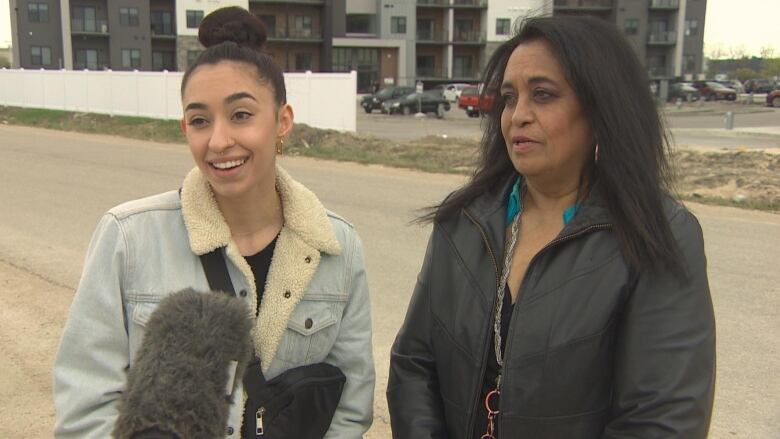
[198,7,267,50]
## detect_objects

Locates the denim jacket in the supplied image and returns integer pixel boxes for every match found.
[54,165,375,438]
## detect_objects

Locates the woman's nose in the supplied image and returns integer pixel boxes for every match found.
[208,119,235,152]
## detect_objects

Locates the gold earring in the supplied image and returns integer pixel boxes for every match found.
[276,138,284,155]
[594,143,599,164]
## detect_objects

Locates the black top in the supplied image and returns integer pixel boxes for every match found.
[473,284,514,439]
[244,236,277,315]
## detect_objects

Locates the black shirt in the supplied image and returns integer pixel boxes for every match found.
[243,236,277,315]
[473,283,514,438]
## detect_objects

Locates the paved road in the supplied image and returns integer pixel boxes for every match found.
[0,125,778,438]
[356,101,780,149]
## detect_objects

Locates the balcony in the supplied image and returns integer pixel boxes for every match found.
[453,30,486,44]
[416,67,447,79]
[416,29,448,44]
[417,0,449,8]
[452,0,488,8]
[71,19,109,36]
[151,29,175,40]
[267,28,323,42]
[553,0,612,11]
[647,31,677,45]
[649,0,679,10]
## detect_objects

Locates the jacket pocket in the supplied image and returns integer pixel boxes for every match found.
[275,297,344,365]
[127,295,167,363]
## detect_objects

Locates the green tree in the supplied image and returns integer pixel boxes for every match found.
[734,68,759,81]
[762,58,780,78]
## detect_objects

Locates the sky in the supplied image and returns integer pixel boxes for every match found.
[0,0,779,57]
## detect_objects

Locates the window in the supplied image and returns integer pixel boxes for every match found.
[187,50,202,67]
[295,53,312,71]
[30,46,51,65]
[151,11,173,35]
[685,20,699,36]
[417,19,435,40]
[454,19,474,41]
[391,17,406,34]
[74,49,99,70]
[120,7,139,26]
[684,55,696,73]
[186,10,204,28]
[332,47,379,92]
[496,18,510,36]
[72,6,98,32]
[453,55,473,78]
[346,14,372,34]
[152,51,176,71]
[28,3,49,23]
[121,49,141,68]
[258,15,276,37]
[416,55,435,77]
[295,16,313,36]
[624,19,639,35]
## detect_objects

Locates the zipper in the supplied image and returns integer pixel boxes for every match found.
[256,406,265,436]
[463,209,611,435]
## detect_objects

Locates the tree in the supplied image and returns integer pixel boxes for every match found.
[705,42,727,60]
[734,68,759,81]
[726,44,748,60]
[760,46,775,60]
[761,58,780,79]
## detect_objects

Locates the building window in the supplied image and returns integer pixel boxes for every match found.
[417,19,435,40]
[28,3,49,23]
[258,15,276,37]
[624,19,639,35]
[74,49,99,70]
[295,53,312,71]
[685,20,699,36]
[391,17,406,34]
[453,55,473,78]
[416,55,435,77]
[454,19,474,41]
[332,47,379,92]
[120,7,139,26]
[121,49,141,68]
[187,50,202,68]
[186,10,204,28]
[30,46,52,65]
[684,54,696,73]
[294,16,312,37]
[496,18,510,36]
[151,11,173,35]
[72,6,98,32]
[346,14,372,34]
[152,50,176,71]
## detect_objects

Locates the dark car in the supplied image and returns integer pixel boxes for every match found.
[691,81,737,101]
[767,89,780,107]
[381,91,451,118]
[744,78,776,94]
[361,86,415,113]
[458,86,495,117]
[668,82,701,102]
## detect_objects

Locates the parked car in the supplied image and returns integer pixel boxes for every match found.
[744,78,776,94]
[767,89,780,107]
[436,83,471,102]
[381,91,451,118]
[457,86,495,117]
[668,82,701,102]
[718,79,745,94]
[361,86,415,113]
[691,81,737,101]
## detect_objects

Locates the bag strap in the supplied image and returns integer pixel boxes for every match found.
[200,248,236,297]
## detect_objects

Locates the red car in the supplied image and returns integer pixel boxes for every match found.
[767,89,780,108]
[458,86,495,117]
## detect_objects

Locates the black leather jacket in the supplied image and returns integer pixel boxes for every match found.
[387,181,715,438]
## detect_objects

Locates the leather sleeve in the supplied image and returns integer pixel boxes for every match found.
[387,231,449,439]
[604,209,716,438]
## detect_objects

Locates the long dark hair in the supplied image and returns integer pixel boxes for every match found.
[180,6,286,107]
[430,15,681,274]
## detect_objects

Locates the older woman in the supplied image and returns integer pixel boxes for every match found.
[388,16,715,439]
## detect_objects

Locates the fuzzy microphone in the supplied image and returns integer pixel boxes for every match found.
[113,289,254,439]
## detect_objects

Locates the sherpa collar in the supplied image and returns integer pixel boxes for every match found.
[180,164,341,257]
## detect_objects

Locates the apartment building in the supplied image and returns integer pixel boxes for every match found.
[552,0,707,82]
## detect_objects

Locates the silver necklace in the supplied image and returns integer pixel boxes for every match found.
[493,202,521,385]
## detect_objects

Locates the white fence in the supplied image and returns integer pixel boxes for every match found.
[0,68,357,132]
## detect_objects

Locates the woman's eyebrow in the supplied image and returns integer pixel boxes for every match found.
[184,102,206,112]
[225,92,257,104]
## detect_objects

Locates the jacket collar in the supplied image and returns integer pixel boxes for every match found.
[180,164,341,257]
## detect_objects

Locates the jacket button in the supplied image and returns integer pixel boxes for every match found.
[227,426,234,435]
[304,256,312,263]
[239,289,248,297]
[284,290,291,298]
[305,318,313,329]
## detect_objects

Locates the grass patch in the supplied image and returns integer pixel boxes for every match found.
[1,105,777,213]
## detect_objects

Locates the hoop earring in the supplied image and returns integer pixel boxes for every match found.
[594,144,599,164]
[276,138,284,155]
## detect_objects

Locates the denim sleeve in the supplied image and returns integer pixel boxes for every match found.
[53,213,130,438]
[324,231,375,438]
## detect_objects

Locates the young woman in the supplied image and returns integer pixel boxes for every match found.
[54,7,374,438]
[388,16,715,438]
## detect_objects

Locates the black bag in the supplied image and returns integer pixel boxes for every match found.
[199,248,346,439]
